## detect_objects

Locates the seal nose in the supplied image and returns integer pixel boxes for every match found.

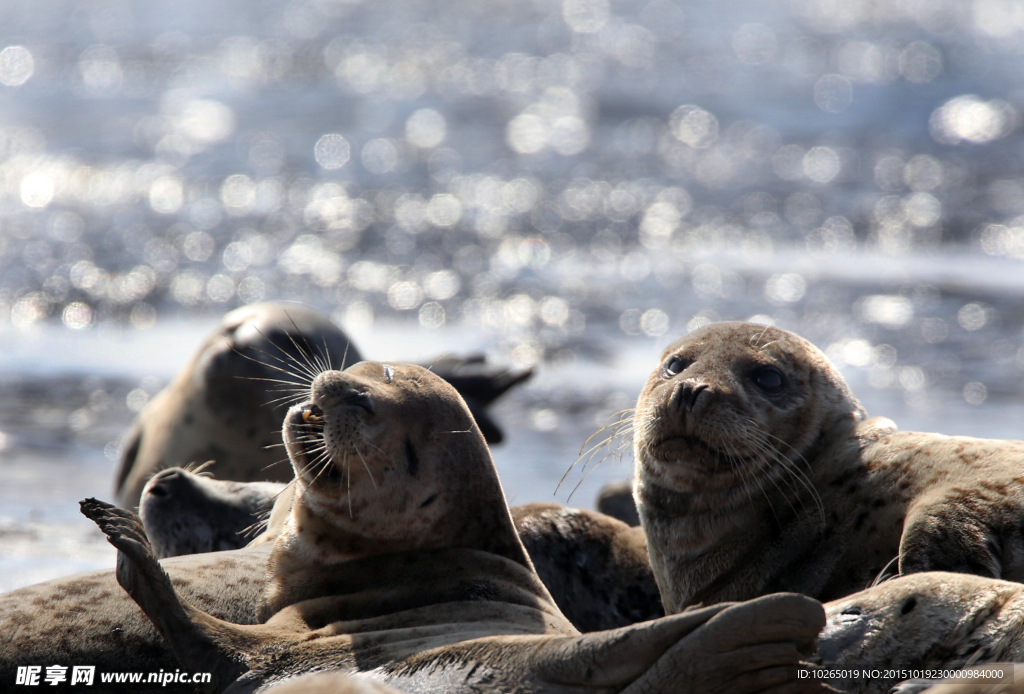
[145,467,188,499]
[312,372,375,414]
[672,380,709,413]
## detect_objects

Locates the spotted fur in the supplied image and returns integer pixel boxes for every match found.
[634,322,1024,613]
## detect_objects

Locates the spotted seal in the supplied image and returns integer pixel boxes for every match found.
[115,302,529,508]
[83,360,826,693]
[140,466,285,558]
[816,572,1024,694]
[136,468,661,631]
[633,321,1024,613]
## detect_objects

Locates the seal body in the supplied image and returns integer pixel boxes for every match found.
[634,322,1024,613]
[511,502,662,630]
[818,572,1024,694]
[138,468,662,631]
[81,361,825,694]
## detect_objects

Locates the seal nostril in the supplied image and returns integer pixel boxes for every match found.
[148,484,169,498]
[689,384,708,410]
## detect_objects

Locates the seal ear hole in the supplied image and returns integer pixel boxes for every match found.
[663,356,690,378]
[900,597,917,615]
[751,366,786,394]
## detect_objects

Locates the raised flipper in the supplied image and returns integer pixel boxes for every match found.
[80,498,262,693]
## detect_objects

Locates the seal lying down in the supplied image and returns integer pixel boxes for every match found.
[817,572,1024,694]
[83,361,826,694]
[139,466,663,633]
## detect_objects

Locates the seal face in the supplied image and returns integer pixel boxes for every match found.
[266,361,530,607]
[635,321,1024,613]
[114,302,530,509]
[115,302,364,508]
[139,467,285,558]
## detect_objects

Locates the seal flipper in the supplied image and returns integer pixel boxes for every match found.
[899,486,1024,581]
[425,355,533,444]
[80,499,262,693]
[531,593,824,693]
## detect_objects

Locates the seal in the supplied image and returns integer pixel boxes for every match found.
[509,502,662,631]
[140,466,286,558]
[596,479,640,526]
[816,571,1024,694]
[115,302,530,508]
[82,360,826,694]
[137,469,662,631]
[633,321,1024,613]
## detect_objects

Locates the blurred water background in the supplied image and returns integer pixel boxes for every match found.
[3,0,1024,591]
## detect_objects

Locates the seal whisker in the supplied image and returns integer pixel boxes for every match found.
[280,311,332,382]
[871,554,901,588]
[740,417,826,525]
[556,408,635,494]
[229,337,320,386]
[352,445,379,490]
[416,351,453,384]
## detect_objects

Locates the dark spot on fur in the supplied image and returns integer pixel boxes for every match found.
[900,597,917,614]
[854,512,869,531]
[405,437,419,477]
[871,499,886,509]
[184,414,194,425]
[419,493,438,508]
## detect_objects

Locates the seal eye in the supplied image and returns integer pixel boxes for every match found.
[663,356,688,378]
[752,367,785,394]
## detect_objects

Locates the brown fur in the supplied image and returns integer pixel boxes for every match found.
[817,573,1024,694]
[0,545,271,693]
[634,322,1024,612]
[139,471,662,632]
[116,303,364,508]
[84,361,826,694]
[511,502,662,631]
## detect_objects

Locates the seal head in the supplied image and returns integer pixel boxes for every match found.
[634,322,883,611]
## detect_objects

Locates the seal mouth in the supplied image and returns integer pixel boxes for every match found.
[287,401,327,474]
[650,434,753,470]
